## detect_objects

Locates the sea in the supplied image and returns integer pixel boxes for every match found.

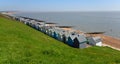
[15,12,120,38]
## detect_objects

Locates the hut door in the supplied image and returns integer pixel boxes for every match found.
[62,35,66,43]
[73,38,79,48]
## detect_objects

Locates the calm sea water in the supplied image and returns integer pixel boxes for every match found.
[15,12,120,38]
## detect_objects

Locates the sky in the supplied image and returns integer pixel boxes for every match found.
[0,0,120,12]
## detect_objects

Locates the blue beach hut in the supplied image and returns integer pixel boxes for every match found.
[57,30,65,41]
[61,31,70,43]
[57,33,63,41]
[48,30,53,37]
[53,31,58,39]
[48,29,54,37]
[35,24,39,30]
[67,35,77,46]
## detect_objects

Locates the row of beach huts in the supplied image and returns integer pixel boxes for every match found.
[7,14,102,49]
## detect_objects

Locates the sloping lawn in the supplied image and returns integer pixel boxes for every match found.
[0,14,120,64]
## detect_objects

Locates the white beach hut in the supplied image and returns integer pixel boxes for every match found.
[87,37,102,46]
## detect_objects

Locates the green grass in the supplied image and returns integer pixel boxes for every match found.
[0,14,120,64]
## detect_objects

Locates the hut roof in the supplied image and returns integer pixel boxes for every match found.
[76,34,87,43]
[56,30,65,35]
[48,29,54,32]
[63,32,70,37]
[69,35,77,40]
[93,37,102,43]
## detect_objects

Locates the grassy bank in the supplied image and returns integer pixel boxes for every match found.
[0,14,120,64]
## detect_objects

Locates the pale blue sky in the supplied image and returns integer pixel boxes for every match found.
[0,0,120,12]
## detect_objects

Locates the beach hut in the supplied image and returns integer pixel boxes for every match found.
[67,34,77,46]
[73,35,87,48]
[40,27,44,32]
[32,21,43,30]
[22,18,30,25]
[67,37,73,46]
[32,23,36,29]
[25,20,29,25]
[34,24,39,30]
[53,31,58,39]
[15,17,20,21]
[48,29,53,36]
[30,20,36,27]
[19,17,25,22]
[87,37,102,46]
[38,24,45,31]
[45,28,50,34]
[39,26,46,33]
[43,27,47,34]
[24,20,29,25]
[50,29,55,37]
[38,26,42,31]
[85,32,104,46]
[47,29,51,36]
[57,30,65,41]
[30,19,45,29]
[36,20,45,27]
[61,31,70,43]
[19,16,29,22]
[54,29,63,39]
[57,33,63,41]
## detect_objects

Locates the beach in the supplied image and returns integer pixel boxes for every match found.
[85,33,120,51]
[62,28,120,50]
[98,34,120,51]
